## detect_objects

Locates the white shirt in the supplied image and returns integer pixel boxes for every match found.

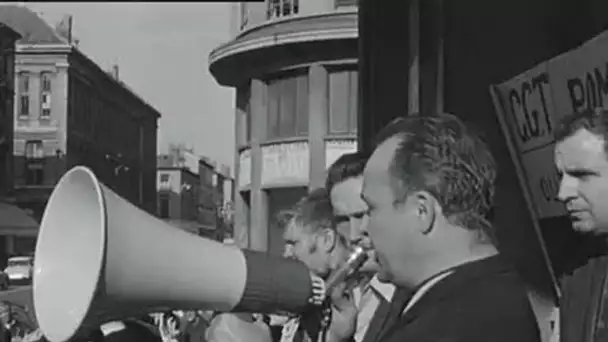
[352,275,396,342]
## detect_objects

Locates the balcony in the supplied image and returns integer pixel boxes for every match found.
[209,10,358,87]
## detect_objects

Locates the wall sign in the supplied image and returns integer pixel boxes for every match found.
[261,142,309,187]
[490,29,608,219]
[325,139,358,168]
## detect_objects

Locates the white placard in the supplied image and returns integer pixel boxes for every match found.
[491,29,608,219]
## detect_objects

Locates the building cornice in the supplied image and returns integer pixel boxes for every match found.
[209,27,357,66]
[16,43,72,54]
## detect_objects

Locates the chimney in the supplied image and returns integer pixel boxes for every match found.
[112,64,119,80]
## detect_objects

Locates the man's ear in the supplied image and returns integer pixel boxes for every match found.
[320,227,337,252]
[411,190,437,235]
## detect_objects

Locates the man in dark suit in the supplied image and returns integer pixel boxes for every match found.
[324,113,540,342]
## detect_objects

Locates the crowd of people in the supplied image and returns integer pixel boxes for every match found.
[6,107,608,342]
[205,108,608,342]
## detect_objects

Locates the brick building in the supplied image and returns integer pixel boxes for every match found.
[0,6,160,254]
[157,147,201,235]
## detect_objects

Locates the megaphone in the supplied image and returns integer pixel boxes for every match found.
[33,166,315,342]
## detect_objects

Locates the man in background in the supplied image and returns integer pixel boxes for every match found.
[278,187,351,342]
[553,107,608,342]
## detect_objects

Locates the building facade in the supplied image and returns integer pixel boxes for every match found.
[157,166,201,235]
[1,6,160,255]
[0,23,27,264]
[157,149,230,241]
[0,23,19,199]
[209,0,359,255]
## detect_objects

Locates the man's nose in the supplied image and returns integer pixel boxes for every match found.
[349,217,363,241]
[283,247,294,259]
[557,175,577,203]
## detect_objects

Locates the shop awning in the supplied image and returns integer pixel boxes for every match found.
[0,202,38,235]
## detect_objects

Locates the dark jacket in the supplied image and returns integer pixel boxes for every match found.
[559,236,608,342]
[378,255,541,342]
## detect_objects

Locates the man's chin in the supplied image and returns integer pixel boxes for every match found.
[571,220,599,234]
[375,269,392,283]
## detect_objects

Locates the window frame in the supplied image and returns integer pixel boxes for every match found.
[265,69,309,141]
[17,72,30,117]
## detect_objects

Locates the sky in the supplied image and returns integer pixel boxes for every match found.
[16,2,236,170]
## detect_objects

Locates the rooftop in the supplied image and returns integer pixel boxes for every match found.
[0,5,65,44]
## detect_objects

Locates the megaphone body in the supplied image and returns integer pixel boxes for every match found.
[33,166,315,342]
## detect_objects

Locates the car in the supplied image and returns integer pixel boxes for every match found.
[4,257,33,285]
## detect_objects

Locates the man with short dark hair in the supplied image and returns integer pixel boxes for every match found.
[325,152,410,342]
[553,107,608,342]
[326,113,540,342]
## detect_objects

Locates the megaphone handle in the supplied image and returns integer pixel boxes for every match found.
[233,250,314,314]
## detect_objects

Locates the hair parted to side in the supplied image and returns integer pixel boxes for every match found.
[325,151,370,192]
[276,187,336,235]
[376,113,497,236]
[555,107,608,152]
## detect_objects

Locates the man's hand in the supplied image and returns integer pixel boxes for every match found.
[325,282,357,342]
[309,272,327,306]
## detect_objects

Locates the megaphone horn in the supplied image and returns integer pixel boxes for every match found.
[33,166,315,342]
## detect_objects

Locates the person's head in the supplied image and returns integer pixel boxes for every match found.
[361,113,497,287]
[555,107,608,235]
[279,188,347,277]
[326,152,380,273]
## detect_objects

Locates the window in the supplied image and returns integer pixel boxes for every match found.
[328,69,358,134]
[24,141,45,186]
[267,72,309,139]
[236,83,251,144]
[40,72,52,118]
[18,73,29,117]
[159,194,170,219]
[160,174,169,183]
[266,0,299,19]
[25,140,44,159]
